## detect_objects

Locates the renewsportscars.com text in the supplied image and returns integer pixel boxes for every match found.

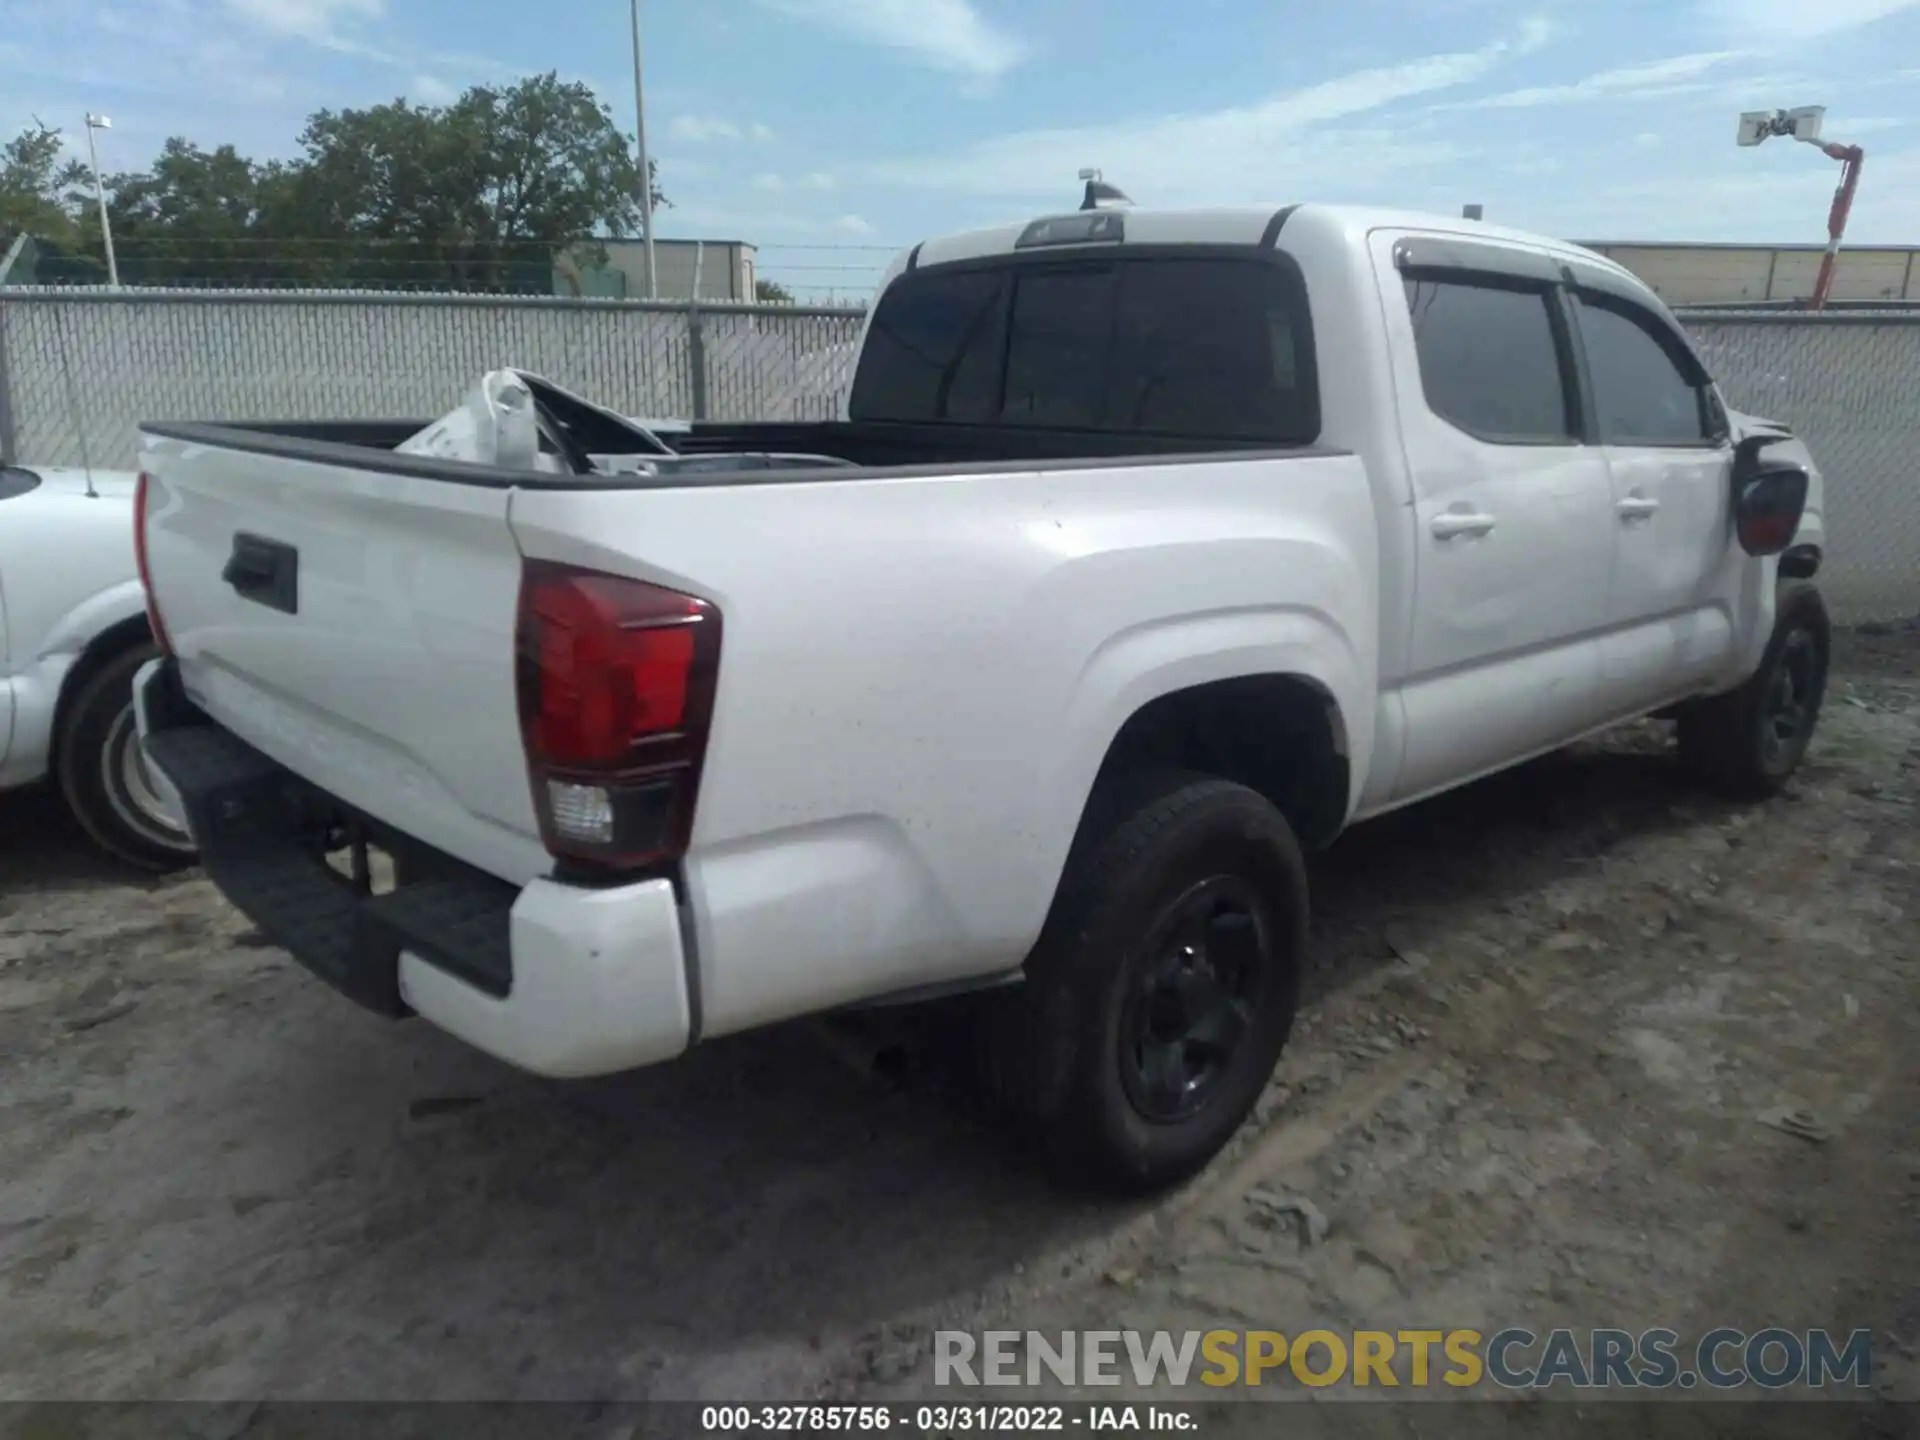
[934,1327,1874,1391]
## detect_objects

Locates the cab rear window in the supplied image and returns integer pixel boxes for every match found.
[850,254,1319,444]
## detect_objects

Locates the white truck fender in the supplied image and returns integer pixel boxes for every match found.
[35,579,150,663]
[1059,606,1372,843]
[0,581,151,790]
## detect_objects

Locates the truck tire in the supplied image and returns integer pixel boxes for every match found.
[1677,582,1831,799]
[992,771,1307,1194]
[57,642,198,872]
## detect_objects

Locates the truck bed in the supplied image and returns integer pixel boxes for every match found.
[153,416,1325,484]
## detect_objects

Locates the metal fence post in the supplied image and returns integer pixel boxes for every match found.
[687,300,709,420]
[0,301,15,465]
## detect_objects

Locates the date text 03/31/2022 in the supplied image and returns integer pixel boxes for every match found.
[700,1406,1191,1432]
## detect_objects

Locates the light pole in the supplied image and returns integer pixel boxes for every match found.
[1736,106,1864,312]
[84,113,121,288]
[629,0,658,300]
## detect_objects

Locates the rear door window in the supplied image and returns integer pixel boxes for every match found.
[1402,275,1576,444]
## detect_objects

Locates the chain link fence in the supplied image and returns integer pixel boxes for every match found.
[0,290,867,471]
[1681,310,1920,625]
[1,288,1915,621]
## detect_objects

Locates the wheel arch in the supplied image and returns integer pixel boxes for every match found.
[1053,604,1370,863]
[1085,671,1355,853]
[50,612,154,771]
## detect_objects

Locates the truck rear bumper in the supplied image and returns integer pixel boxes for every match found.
[133,658,692,1079]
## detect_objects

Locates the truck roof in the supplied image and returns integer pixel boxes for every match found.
[899,201,1642,291]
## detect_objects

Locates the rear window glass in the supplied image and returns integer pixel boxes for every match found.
[1001,266,1113,428]
[850,255,1318,443]
[1107,258,1311,439]
[845,268,1008,423]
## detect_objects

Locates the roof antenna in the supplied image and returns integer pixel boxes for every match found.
[1078,167,1132,212]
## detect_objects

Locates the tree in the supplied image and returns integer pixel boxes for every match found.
[4,75,673,292]
[755,277,795,304]
[97,140,299,286]
[286,72,669,290]
[0,121,88,252]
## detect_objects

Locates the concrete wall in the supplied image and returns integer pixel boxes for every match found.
[1583,243,1919,307]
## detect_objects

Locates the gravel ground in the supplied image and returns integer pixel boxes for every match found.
[2,628,1916,1419]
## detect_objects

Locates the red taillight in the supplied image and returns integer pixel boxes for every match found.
[515,560,721,872]
[1739,510,1797,555]
[133,471,173,656]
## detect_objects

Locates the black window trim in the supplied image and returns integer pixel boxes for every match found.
[1399,264,1587,449]
[1559,260,1713,387]
[1561,279,1728,452]
[850,243,1322,447]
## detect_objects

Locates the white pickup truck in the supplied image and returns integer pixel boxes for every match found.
[133,203,1830,1192]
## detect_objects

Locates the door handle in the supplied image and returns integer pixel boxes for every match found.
[1616,495,1661,521]
[223,532,300,615]
[1431,510,1497,539]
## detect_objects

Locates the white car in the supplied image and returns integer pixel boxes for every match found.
[0,463,195,868]
[132,202,1830,1190]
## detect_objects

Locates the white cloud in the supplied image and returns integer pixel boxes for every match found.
[670,114,778,144]
[750,170,836,191]
[1514,14,1557,54]
[865,27,1534,202]
[1696,0,1920,42]
[754,0,1027,80]
[1518,147,1920,240]
[658,200,905,247]
[411,74,457,105]
[673,115,742,143]
[1453,50,1745,109]
[1832,116,1913,135]
[224,0,382,43]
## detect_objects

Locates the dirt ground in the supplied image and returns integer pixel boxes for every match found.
[2,627,1916,1421]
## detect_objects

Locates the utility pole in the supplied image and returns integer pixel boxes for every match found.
[630,0,658,300]
[85,113,120,288]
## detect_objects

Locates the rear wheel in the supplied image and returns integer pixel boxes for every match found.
[1677,583,1831,798]
[57,642,198,871]
[990,771,1306,1194]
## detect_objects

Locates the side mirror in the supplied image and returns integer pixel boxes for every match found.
[1734,465,1810,557]
[1732,432,1786,481]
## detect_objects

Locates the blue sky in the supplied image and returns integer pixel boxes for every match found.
[4,0,1918,298]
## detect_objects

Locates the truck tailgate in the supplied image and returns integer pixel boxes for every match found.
[139,436,547,883]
